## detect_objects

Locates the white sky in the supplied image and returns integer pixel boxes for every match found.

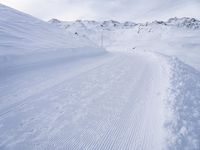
[0,0,200,22]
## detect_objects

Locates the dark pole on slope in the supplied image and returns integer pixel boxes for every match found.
[100,25,104,48]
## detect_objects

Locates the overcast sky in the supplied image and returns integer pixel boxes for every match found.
[0,0,200,22]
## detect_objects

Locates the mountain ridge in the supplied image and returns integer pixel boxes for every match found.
[49,17,200,30]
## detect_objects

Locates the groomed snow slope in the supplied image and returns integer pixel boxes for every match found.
[1,4,200,150]
[0,51,171,150]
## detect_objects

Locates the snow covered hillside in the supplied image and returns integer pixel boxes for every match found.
[0,3,200,150]
[49,18,200,71]
[0,4,105,70]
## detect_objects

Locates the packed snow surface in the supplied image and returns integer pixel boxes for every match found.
[1,4,200,150]
[0,51,171,150]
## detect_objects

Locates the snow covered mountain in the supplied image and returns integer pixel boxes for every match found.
[165,17,200,29]
[49,17,200,31]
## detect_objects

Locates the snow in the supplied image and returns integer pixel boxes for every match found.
[48,17,200,149]
[166,57,200,149]
[0,4,105,67]
[0,51,170,149]
[1,3,200,150]
[50,18,200,71]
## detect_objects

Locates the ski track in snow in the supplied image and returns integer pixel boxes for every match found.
[0,51,170,150]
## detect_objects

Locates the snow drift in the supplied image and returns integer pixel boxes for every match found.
[0,4,105,69]
[166,57,200,149]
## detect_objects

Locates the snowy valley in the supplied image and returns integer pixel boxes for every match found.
[0,3,200,150]
[49,17,200,71]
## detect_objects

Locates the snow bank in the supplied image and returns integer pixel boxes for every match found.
[166,57,200,149]
[0,4,105,68]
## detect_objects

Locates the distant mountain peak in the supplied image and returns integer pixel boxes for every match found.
[49,18,61,24]
[48,17,200,31]
[166,17,200,29]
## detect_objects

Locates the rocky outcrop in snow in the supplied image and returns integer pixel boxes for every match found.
[166,17,200,30]
[49,17,200,31]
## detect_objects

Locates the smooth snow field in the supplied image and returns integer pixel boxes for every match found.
[1,4,200,150]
